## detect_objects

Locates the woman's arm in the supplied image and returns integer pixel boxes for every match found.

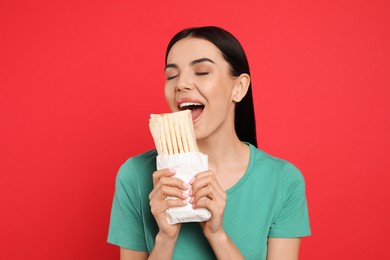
[204,231,245,260]
[120,248,148,260]
[120,232,180,260]
[191,170,245,259]
[266,238,300,260]
[120,168,189,260]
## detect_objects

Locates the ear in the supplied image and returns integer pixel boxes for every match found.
[231,73,250,102]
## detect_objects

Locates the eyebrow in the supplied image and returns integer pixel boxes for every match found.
[190,58,215,66]
[164,57,215,71]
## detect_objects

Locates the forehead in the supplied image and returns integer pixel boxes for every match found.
[166,37,224,64]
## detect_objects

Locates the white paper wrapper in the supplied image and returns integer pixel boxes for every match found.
[156,152,211,224]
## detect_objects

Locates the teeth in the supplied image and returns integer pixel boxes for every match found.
[179,102,203,108]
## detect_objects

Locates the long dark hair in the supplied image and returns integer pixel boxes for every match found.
[165,26,257,147]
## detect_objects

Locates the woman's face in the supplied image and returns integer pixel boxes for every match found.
[164,37,239,141]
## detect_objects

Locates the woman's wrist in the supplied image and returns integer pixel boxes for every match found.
[148,231,179,260]
[155,230,179,244]
[205,230,245,260]
[204,229,228,245]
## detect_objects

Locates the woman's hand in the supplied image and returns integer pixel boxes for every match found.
[189,170,227,238]
[149,168,190,239]
[190,171,245,259]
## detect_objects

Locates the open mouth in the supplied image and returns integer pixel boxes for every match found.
[178,102,204,121]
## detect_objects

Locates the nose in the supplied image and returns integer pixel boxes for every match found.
[175,74,194,92]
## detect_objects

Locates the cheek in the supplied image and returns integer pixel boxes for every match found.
[164,83,176,109]
[164,81,172,97]
[206,81,232,104]
[164,85,169,100]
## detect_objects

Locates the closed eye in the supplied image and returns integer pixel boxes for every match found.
[166,75,178,80]
[195,72,209,76]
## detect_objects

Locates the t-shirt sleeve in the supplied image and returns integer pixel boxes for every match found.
[107,161,147,251]
[268,163,311,238]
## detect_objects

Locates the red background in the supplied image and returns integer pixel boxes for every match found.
[1,0,389,259]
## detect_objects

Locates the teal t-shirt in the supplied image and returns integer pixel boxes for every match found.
[107,144,311,259]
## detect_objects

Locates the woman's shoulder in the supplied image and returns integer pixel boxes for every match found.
[122,149,157,166]
[116,149,157,183]
[249,144,304,183]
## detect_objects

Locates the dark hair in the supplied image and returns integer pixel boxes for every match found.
[165,26,257,147]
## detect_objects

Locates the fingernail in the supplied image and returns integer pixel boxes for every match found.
[183,200,188,204]
[169,168,176,173]
[183,182,190,189]
[189,197,194,204]
[188,188,192,196]
[189,177,195,184]
[182,192,189,198]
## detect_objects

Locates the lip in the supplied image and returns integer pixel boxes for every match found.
[177,97,205,109]
[176,97,204,123]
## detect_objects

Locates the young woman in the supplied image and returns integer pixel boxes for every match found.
[108,26,311,260]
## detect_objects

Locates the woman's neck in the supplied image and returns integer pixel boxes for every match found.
[197,135,250,191]
[198,134,249,172]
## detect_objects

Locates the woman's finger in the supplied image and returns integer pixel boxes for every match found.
[192,196,225,217]
[191,183,224,205]
[160,185,190,200]
[152,168,176,186]
[190,171,226,199]
[150,197,188,216]
[149,169,190,200]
